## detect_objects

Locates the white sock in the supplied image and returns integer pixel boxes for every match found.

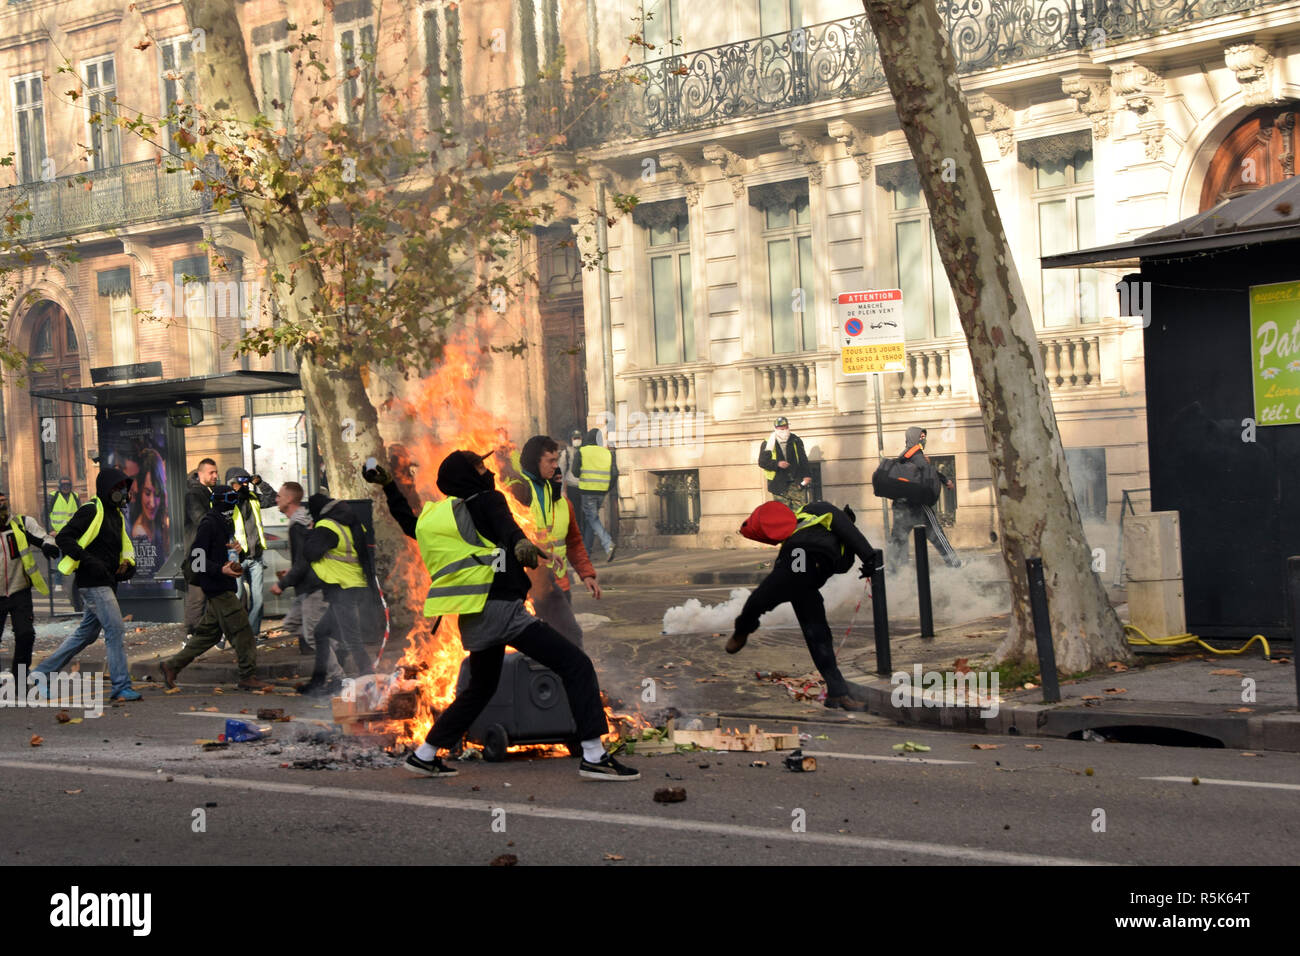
[581,739,606,762]
[415,743,436,761]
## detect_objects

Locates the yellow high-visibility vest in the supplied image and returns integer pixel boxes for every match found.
[49,492,79,533]
[57,499,135,575]
[529,480,570,580]
[7,518,50,595]
[577,446,612,493]
[416,498,498,617]
[311,518,368,589]
[793,507,845,558]
[761,438,800,481]
[233,500,267,552]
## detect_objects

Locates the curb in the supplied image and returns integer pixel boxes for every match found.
[855,678,1300,753]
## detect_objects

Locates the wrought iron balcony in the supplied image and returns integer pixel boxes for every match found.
[462,0,1291,147]
[0,157,232,243]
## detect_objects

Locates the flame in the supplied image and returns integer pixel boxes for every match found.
[372,339,561,750]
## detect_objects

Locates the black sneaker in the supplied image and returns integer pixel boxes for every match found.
[579,752,640,781]
[404,752,459,777]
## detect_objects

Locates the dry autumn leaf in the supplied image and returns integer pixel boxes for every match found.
[1106,661,1128,671]
[1025,744,1043,750]
[1081,695,1103,700]
[1104,688,1128,694]
[30,735,43,747]
[1227,707,1254,713]
[603,853,624,861]
[55,710,71,723]
[1210,669,1243,676]
[203,706,220,712]
[213,688,224,695]
[165,687,182,695]
[953,658,972,674]
[971,743,1000,750]
[64,789,82,795]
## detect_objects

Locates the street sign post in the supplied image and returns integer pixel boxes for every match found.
[838,290,907,537]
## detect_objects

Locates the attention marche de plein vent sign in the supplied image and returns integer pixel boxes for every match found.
[1250,279,1300,427]
[837,289,906,376]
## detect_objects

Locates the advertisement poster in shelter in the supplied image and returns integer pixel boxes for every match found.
[99,411,172,586]
[1249,279,1300,427]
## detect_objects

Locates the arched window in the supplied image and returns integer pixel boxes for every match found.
[1200,106,1298,211]
[26,302,88,485]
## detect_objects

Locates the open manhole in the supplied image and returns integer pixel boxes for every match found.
[1067,725,1225,748]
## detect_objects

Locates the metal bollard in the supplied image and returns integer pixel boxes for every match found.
[913,525,934,638]
[871,548,891,676]
[1289,557,1300,709]
[1025,557,1061,703]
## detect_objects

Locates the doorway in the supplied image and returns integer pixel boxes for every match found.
[27,301,88,494]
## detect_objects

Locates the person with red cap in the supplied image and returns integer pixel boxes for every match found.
[728,500,878,711]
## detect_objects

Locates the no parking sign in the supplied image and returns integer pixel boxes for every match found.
[837,289,906,374]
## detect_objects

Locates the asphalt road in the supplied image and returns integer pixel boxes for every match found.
[3,581,1298,868]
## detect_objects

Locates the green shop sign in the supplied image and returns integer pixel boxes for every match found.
[1250,279,1300,427]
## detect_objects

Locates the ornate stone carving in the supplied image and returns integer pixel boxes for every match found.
[1110,61,1164,115]
[631,197,689,230]
[966,92,1015,155]
[701,145,749,197]
[119,237,154,283]
[1276,111,1296,178]
[1018,130,1093,166]
[827,119,872,179]
[1224,43,1275,106]
[778,130,824,185]
[1143,128,1166,160]
[875,159,919,194]
[1061,73,1111,139]
[656,151,702,206]
[747,178,810,212]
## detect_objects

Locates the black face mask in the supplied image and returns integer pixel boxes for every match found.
[110,485,132,507]
[474,468,496,493]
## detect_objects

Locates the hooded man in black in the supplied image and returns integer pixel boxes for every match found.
[159,485,271,690]
[33,468,140,700]
[886,426,959,568]
[369,449,638,781]
[280,493,374,695]
[182,458,220,635]
[726,501,878,711]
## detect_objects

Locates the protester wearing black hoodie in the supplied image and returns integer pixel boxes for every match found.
[32,468,140,700]
[159,485,270,691]
[370,449,638,781]
[726,501,879,712]
[280,494,373,694]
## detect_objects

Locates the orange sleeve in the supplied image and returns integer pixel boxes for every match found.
[565,501,595,580]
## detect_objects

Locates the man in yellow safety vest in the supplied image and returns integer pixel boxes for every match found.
[32,468,141,701]
[511,435,601,649]
[0,490,60,678]
[46,475,81,607]
[757,416,813,510]
[225,467,277,638]
[571,427,618,562]
[368,449,638,781]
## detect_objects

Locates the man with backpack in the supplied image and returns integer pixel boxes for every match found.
[875,426,959,569]
[727,500,878,711]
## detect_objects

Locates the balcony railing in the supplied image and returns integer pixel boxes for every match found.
[462,0,1290,147]
[1039,332,1101,389]
[888,347,954,402]
[0,157,232,243]
[638,371,698,415]
[756,359,818,410]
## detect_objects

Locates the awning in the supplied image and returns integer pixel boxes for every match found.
[1043,176,1300,269]
[29,371,302,409]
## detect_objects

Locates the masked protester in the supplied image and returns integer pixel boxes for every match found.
[158,486,271,691]
[728,500,879,711]
[886,427,960,569]
[0,491,59,678]
[182,458,221,638]
[368,450,638,781]
[282,494,374,696]
[758,416,813,510]
[32,468,141,700]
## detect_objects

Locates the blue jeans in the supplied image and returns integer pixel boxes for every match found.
[237,557,265,636]
[581,494,613,556]
[32,586,132,697]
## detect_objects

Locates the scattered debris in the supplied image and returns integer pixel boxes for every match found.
[653,787,687,803]
[749,760,768,768]
[1081,695,1103,701]
[1191,776,1199,785]
[64,789,82,795]
[55,710,71,723]
[1081,729,1107,742]
[1106,661,1128,672]
[1240,752,1261,757]
[29,735,43,747]
[213,688,223,695]
[1085,768,1095,776]
[783,751,817,772]
[1025,744,1043,750]
[1103,688,1127,694]
[755,671,826,702]
[971,744,1000,750]
[490,854,518,867]
[674,724,801,753]
[201,741,228,751]
[292,757,338,770]
[202,706,220,713]
[952,658,972,674]
[1210,668,1243,677]
[1227,707,1254,713]
[257,708,285,721]
[604,853,625,861]
[892,741,930,753]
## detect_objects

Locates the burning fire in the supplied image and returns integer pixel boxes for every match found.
[371,337,642,754]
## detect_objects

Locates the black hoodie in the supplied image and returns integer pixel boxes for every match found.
[383,450,531,602]
[280,496,374,592]
[56,467,136,591]
[193,485,239,596]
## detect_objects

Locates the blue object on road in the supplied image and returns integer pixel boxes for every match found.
[224,719,265,742]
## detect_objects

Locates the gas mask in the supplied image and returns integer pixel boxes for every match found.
[110,483,132,508]
[212,488,241,514]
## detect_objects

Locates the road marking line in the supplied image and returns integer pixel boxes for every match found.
[1142,776,1300,792]
[813,751,972,766]
[0,759,1105,866]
